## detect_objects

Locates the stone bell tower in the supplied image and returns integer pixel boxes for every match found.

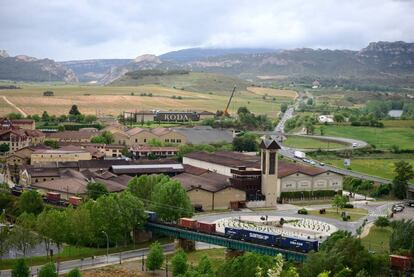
[260,136,282,207]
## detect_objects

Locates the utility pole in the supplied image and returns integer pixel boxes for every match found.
[102,231,109,264]
[165,255,168,277]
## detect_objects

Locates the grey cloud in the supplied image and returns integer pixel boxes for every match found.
[0,0,413,60]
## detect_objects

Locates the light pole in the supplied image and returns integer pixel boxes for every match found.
[102,231,109,264]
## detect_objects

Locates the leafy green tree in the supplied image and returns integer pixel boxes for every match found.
[66,268,82,277]
[86,182,108,200]
[65,205,95,246]
[8,223,38,256]
[91,131,114,144]
[69,105,81,116]
[91,192,146,246]
[38,262,57,277]
[146,242,165,271]
[280,103,288,113]
[332,195,347,213]
[333,267,352,277]
[44,140,59,149]
[196,256,213,275]
[0,214,10,260]
[374,217,389,228]
[283,266,300,277]
[38,210,68,253]
[237,106,250,115]
[217,253,274,277]
[390,219,414,254]
[301,236,387,277]
[11,258,30,277]
[18,190,44,215]
[172,249,188,276]
[148,138,163,147]
[355,269,369,277]
[151,180,193,222]
[7,112,23,120]
[0,143,10,153]
[320,230,352,251]
[233,132,258,152]
[41,111,50,121]
[392,161,414,199]
[127,174,169,205]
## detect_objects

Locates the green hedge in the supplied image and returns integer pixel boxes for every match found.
[281,190,341,200]
[63,123,103,131]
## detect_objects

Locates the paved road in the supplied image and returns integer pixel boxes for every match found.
[0,243,177,277]
[271,94,390,184]
[290,135,368,151]
[279,148,391,184]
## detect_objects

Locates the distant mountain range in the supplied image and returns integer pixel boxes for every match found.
[0,50,78,82]
[1,42,413,88]
[159,47,278,62]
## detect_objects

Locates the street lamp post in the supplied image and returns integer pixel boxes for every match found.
[102,231,109,264]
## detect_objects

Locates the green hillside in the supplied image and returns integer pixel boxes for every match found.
[110,71,251,95]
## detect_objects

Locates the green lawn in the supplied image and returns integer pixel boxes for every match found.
[316,124,414,150]
[321,158,414,181]
[0,237,173,270]
[166,248,226,271]
[308,207,368,221]
[361,226,392,254]
[283,136,346,150]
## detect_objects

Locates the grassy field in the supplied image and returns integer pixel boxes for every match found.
[0,81,296,118]
[246,86,298,99]
[308,207,368,221]
[320,158,414,181]
[361,226,392,253]
[283,135,346,150]
[316,123,414,150]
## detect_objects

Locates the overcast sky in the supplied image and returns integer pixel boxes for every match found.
[0,0,413,61]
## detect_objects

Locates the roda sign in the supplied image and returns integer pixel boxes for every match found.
[155,112,200,122]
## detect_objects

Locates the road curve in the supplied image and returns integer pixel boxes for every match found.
[287,134,369,151]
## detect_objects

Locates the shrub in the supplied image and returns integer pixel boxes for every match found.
[374,216,390,228]
[298,208,308,215]
[344,203,354,209]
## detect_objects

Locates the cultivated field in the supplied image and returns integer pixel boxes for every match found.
[246,86,298,99]
[319,158,414,181]
[0,83,297,117]
[316,123,414,150]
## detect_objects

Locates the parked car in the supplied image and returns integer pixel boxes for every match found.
[319,162,325,166]
[352,143,358,148]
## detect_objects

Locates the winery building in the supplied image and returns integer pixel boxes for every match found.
[183,137,343,207]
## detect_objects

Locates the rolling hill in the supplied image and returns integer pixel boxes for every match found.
[110,70,251,95]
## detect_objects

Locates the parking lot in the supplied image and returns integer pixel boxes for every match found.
[392,203,414,220]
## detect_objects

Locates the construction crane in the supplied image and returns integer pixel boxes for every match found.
[223,85,237,117]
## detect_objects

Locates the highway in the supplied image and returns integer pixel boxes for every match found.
[279,147,391,184]
[274,102,392,185]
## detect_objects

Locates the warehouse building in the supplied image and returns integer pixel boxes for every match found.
[173,165,246,211]
[183,137,343,207]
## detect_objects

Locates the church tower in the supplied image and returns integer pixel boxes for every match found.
[260,136,282,207]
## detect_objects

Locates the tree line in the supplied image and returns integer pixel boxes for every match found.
[0,174,193,259]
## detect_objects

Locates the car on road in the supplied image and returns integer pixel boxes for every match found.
[352,143,358,148]
[406,201,414,207]
[319,162,325,166]
[393,204,405,213]
[309,160,316,165]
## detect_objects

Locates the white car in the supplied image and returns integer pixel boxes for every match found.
[352,143,358,148]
